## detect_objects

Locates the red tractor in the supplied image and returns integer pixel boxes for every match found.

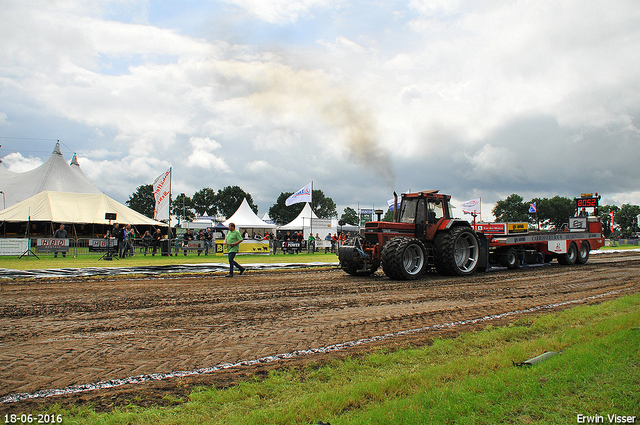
[338,190,487,280]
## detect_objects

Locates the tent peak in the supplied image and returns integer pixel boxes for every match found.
[53,141,62,155]
[70,153,79,166]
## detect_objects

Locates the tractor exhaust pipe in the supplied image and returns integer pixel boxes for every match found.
[393,191,398,222]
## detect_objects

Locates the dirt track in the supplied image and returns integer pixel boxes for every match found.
[1,252,639,413]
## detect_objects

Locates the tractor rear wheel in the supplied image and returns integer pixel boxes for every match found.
[434,226,480,276]
[381,237,427,280]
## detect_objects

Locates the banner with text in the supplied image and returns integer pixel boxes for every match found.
[153,169,171,221]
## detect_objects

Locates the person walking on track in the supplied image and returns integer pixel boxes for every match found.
[224,223,245,277]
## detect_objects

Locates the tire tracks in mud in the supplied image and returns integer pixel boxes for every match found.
[1,254,639,409]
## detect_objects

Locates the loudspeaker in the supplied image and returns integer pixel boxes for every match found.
[105,213,117,220]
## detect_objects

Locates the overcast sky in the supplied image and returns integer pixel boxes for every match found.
[1,0,639,220]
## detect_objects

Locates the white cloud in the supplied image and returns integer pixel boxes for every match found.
[2,153,43,173]
[186,136,230,172]
[221,0,341,24]
[1,0,640,213]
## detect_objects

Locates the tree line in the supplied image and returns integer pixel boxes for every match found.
[126,185,339,226]
[492,194,640,237]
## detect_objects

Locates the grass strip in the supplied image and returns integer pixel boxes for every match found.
[38,293,639,424]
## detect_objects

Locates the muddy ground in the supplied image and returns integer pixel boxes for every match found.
[1,252,639,414]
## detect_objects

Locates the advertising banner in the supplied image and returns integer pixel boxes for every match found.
[473,223,507,235]
[153,169,171,221]
[37,238,69,253]
[215,240,270,254]
[0,239,29,256]
[88,238,117,252]
[507,223,528,234]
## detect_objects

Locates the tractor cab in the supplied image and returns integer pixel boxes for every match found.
[396,191,453,240]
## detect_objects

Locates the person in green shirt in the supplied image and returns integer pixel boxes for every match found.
[224,223,245,277]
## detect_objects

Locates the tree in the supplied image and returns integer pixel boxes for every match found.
[268,189,337,226]
[530,196,574,229]
[492,194,529,223]
[192,188,217,216]
[172,193,196,223]
[215,186,257,219]
[616,204,640,235]
[599,204,620,238]
[126,184,155,218]
[311,189,337,219]
[382,210,395,222]
[341,207,359,226]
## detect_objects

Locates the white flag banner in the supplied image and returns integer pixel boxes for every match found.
[153,169,171,220]
[387,198,398,211]
[285,182,313,206]
[460,198,481,215]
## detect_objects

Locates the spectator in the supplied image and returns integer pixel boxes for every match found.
[325,233,332,253]
[204,227,213,255]
[152,228,162,256]
[183,229,194,256]
[141,230,153,256]
[53,224,68,258]
[113,223,126,258]
[126,224,135,257]
[308,233,315,254]
[196,229,207,256]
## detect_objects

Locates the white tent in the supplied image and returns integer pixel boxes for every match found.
[279,203,319,230]
[223,198,276,230]
[0,191,167,226]
[278,203,336,240]
[0,142,102,208]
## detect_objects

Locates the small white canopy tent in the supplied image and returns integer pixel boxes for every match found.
[0,191,167,226]
[278,203,335,240]
[278,203,318,230]
[223,198,276,233]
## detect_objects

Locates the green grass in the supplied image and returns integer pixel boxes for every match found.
[600,244,640,251]
[32,293,639,425]
[0,252,339,272]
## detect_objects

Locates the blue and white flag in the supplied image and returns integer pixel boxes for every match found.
[387,198,398,211]
[529,202,537,213]
[286,182,312,206]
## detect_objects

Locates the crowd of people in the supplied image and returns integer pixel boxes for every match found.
[107,223,164,258]
[53,223,352,259]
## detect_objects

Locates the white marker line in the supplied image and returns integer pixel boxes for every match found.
[0,290,625,404]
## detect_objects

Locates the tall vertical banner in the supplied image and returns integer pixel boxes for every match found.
[285,182,313,206]
[153,168,171,221]
[609,211,615,233]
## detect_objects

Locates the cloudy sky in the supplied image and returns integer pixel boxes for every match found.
[1,0,639,220]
